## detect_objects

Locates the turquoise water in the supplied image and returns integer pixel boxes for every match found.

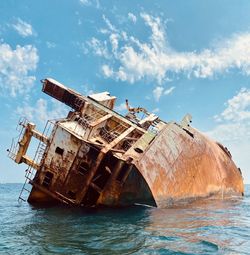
[0,184,250,254]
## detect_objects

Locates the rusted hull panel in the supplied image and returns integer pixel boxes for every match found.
[135,123,244,207]
[8,78,244,208]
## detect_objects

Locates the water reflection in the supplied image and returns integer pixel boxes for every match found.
[1,184,250,255]
[143,197,250,254]
[18,206,148,254]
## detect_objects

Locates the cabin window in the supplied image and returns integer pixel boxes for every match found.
[183,128,194,138]
[42,171,53,188]
[134,147,143,153]
[55,146,64,155]
[95,140,103,145]
[78,161,89,175]
[67,190,76,199]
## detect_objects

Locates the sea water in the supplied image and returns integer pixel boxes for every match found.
[0,183,250,254]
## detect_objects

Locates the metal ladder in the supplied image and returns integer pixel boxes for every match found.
[7,117,28,161]
[18,120,55,203]
[18,167,36,202]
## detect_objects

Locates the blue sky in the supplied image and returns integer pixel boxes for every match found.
[1,0,250,183]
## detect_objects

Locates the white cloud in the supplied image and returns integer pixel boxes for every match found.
[0,43,38,97]
[46,41,56,49]
[102,15,118,33]
[206,122,250,143]
[205,88,250,182]
[152,107,159,113]
[12,18,33,37]
[78,19,82,26]
[220,88,250,122]
[128,13,137,23]
[96,0,100,9]
[140,13,165,50]
[77,42,89,55]
[16,98,68,124]
[115,102,127,112]
[110,33,119,54]
[79,0,90,6]
[102,65,114,77]
[164,86,175,95]
[207,88,250,142]
[153,86,164,102]
[152,86,175,102]
[81,83,94,95]
[87,13,250,84]
[87,37,110,58]
[79,0,100,8]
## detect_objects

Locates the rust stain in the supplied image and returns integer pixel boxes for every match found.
[7,78,244,208]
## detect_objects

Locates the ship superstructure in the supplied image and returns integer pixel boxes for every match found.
[8,78,244,207]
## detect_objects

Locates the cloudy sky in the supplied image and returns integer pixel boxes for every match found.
[0,0,250,183]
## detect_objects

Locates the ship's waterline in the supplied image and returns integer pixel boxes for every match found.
[7,78,243,207]
[1,183,250,254]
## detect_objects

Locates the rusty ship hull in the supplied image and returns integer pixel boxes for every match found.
[8,78,244,208]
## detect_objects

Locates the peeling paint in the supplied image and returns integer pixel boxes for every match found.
[7,78,244,208]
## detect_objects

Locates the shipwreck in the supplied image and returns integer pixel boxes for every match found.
[8,78,244,208]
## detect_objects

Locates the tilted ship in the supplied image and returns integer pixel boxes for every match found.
[8,78,244,208]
